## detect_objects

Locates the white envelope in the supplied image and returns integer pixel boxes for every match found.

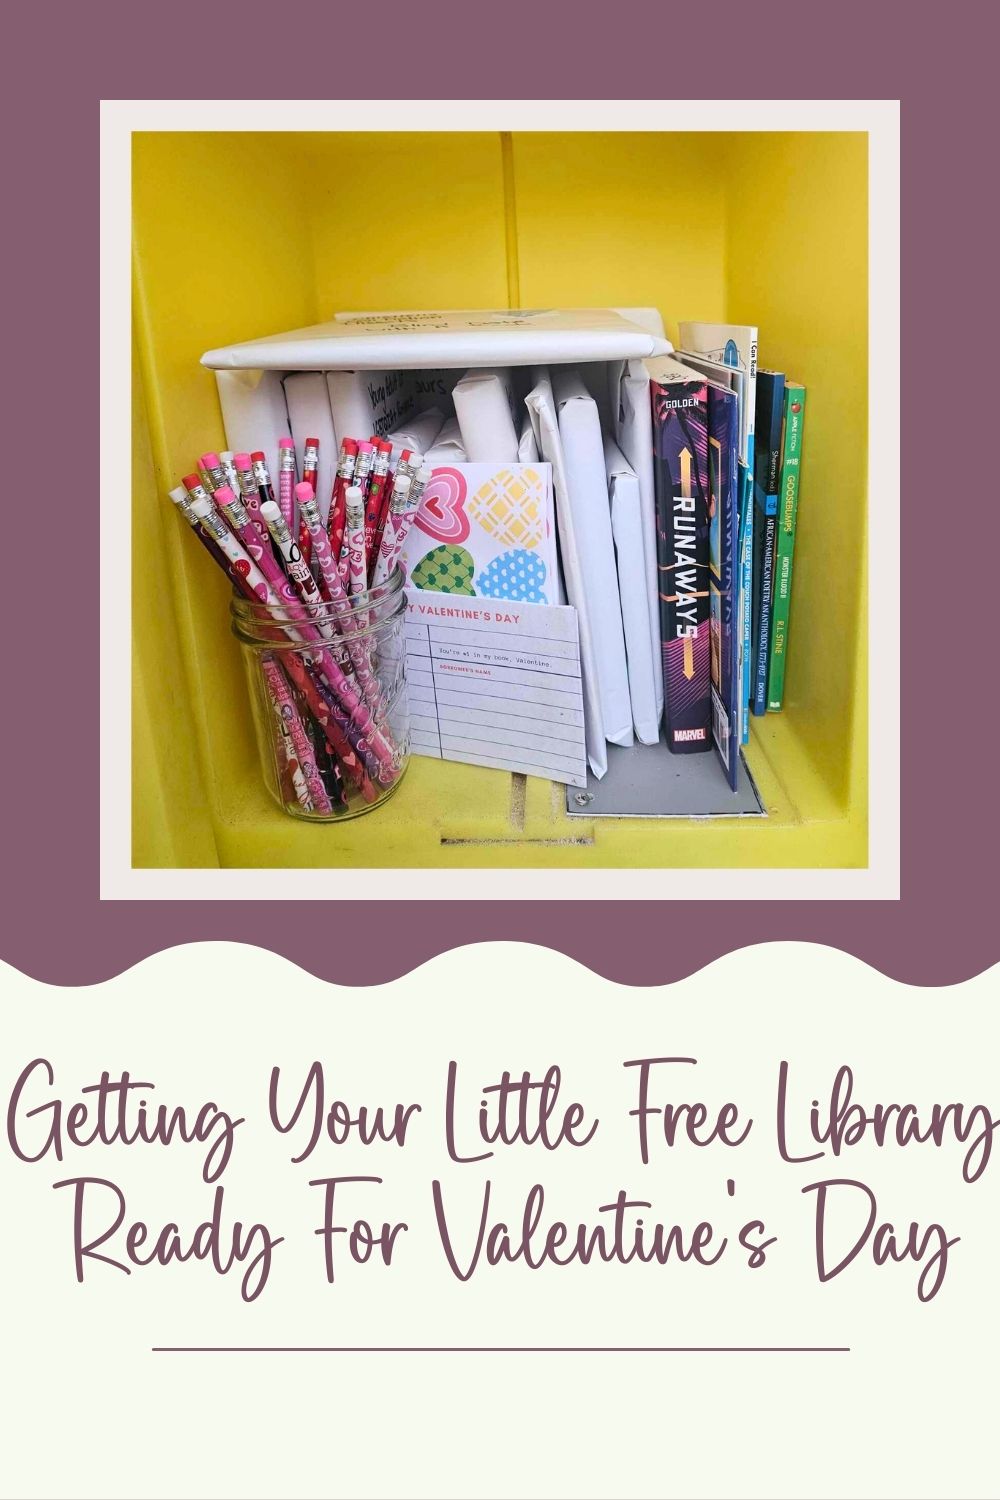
[424,416,467,466]
[605,437,661,745]
[552,369,632,748]
[525,369,605,776]
[612,360,663,721]
[325,369,417,447]
[452,368,520,461]
[214,369,291,505]
[283,372,337,524]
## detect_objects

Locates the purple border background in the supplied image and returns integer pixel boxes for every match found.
[3,8,997,988]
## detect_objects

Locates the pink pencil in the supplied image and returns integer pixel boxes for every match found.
[214,487,397,782]
[260,654,333,814]
[277,436,297,532]
[233,452,272,551]
[344,483,367,598]
[341,440,375,578]
[188,493,377,800]
[384,465,433,577]
[370,473,412,588]
[295,487,385,716]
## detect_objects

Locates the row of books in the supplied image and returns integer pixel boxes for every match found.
[650,321,806,788]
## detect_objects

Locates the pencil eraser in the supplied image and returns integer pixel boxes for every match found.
[342,438,359,453]
[295,482,315,502]
[259,500,280,522]
[214,485,236,506]
[182,473,201,491]
[376,437,392,452]
[190,496,212,518]
[233,452,253,470]
[250,450,266,462]
[278,436,295,449]
[168,485,189,505]
[305,438,319,449]
[357,440,375,454]
[200,452,221,469]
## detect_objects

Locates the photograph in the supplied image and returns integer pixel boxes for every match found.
[130,122,870,875]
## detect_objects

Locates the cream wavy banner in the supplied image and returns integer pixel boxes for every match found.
[0,943,996,1500]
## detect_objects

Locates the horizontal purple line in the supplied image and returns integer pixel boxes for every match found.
[152,1345,849,1354]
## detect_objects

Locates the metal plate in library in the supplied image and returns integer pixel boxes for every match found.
[565,734,765,819]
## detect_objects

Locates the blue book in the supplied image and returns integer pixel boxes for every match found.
[707,383,741,789]
[738,463,753,744]
[751,370,785,716]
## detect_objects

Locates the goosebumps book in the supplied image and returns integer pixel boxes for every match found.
[649,355,711,754]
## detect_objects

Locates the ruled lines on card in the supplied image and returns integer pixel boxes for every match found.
[404,602,588,786]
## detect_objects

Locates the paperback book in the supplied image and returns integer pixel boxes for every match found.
[767,382,807,711]
[751,370,785,717]
[678,321,759,473]
[737,462,754,745]
[707,382,741,788]
[649,356,712,754]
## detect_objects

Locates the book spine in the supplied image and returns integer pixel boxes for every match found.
[707,387,741,789]
[753,510,778,715]
[739,465,753,744]
[651,376,712,754]
[751,371,785,717]
[767,384,806,711]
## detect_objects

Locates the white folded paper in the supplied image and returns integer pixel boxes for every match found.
[325,369,417,447]
[525,369,605,775]
[385,407,445,463]
[215,369,291,504]
[605,437,661,744]
[552,369,632,748]
[517,411,539,462]
[611,359,663,721]
[202,308,671,372]
[452,368,520,461]
[423,417,467,466]
[283,372,337,525]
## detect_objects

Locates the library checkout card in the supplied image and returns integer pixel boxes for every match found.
[405,598,587,785]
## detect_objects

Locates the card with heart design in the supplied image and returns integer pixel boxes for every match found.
[401,462,557,604]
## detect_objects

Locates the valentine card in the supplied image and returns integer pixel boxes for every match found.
[399,462,558,606]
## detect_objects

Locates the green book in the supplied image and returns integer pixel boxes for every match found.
[766,383,806,711]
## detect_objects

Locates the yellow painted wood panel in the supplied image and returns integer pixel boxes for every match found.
[723,132,868,826]
[510,132,728,344]
[130,129,868,869]
[301,133,511,316]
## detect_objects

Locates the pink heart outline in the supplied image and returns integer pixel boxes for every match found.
[414,467,470,544]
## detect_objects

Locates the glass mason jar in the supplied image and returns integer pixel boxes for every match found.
[230,567,409,820]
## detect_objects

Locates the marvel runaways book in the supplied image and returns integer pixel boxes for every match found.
[649,355,711,754]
